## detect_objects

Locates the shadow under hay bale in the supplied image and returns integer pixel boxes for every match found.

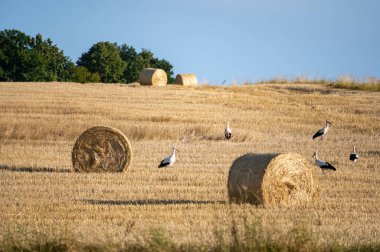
[227,153,319,207]
[138,68,167,86]
[175,73,198,86]
[72,126,132,172]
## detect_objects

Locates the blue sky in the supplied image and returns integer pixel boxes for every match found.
[1,0,379,84]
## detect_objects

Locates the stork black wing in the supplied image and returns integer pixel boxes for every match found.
[349,153,358,161]
[158,160,170,168]
[312,129,324,139]
[225,132,231,139]
[321,162,336,171]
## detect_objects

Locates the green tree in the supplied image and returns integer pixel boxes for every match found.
[65,64,101,83]
[0,29,72,82]
[138,49,155,68]
[0,29,175,84]
[118,44,140,83]
[118,45,174,83]
[33,35,71,81]
[77,42,126,83]
[0,29,32,81]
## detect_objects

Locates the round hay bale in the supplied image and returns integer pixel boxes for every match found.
[72,126,132,172]
[175,74,198,86]
[138,68,167,86]
[227,153,319,207]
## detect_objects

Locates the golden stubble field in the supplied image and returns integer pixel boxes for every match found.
[0,82,379,249]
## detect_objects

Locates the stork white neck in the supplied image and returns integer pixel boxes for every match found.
[172,148,176,156]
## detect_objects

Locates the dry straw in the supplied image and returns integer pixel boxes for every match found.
[227,153,319,207]
[175,74,198,86]
[139,68,167,86]
[72,126,132,172]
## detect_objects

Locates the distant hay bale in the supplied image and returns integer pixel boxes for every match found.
[175,74,198,86]
[72,126,132,172]
[138,68,167,86]
[227,153,319,207]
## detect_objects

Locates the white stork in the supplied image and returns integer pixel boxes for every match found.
[312,151,336,172]
[158,147,179,168]
[312,120,332,140]
[349,146,358,162]
[225,119,232,139]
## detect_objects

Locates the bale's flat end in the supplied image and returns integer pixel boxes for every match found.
[262,153,319,207]
[72,126,132,172]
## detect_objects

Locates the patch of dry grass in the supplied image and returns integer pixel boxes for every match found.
[0,82,379,250]
[256,75,380,92]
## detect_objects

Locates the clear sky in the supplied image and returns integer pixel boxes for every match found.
[1,0,379,84]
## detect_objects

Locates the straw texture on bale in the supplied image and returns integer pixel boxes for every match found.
[175,74,198,86]
[227,153,319,207]
[138,68,167,86]
[72,126,132,172]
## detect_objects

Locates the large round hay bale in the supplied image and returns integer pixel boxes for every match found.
[138,68,167,86]
[175,74,198,86]
[227,153,319,207]
[72,126,132,172]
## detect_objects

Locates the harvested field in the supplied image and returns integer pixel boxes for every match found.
[0,82,379,250]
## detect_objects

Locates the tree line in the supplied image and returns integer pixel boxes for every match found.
[0,29,174,83]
